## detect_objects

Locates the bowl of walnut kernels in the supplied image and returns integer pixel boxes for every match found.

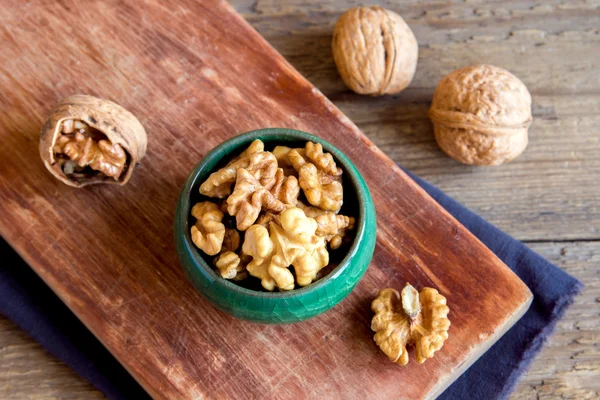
[175,128,376,323]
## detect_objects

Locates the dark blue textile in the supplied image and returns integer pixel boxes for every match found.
[0,171,582,400]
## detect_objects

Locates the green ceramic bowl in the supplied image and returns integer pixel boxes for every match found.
[174,128,376,324]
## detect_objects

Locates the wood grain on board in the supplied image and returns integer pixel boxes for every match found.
[2,241,598,400]
[0,0,532,399]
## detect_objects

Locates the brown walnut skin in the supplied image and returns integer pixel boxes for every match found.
[332,6,418,96]
[40,95,147,187]
[429,65,532,166]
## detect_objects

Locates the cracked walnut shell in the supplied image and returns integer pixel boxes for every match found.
[429,65,532,165]
[40,95,147,187]
[371,283,450,365]
[332,6,418,96]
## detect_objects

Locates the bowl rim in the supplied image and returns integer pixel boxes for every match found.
[176,128,371,299]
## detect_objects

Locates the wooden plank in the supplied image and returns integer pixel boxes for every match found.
[2,240,598,399]
[511,241,600,399]
[0,316,105,400]
[2,0,599,398]
[0,0,532,398]
[240,0,600,242]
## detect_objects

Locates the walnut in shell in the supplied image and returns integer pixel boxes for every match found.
[332,6,418,96]
[371,284,450,365]
[40,95,147,187]
[429,65,532,165]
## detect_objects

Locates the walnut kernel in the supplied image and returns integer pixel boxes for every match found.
[190,202,226,256]
[289,142,344,212]
[227,168,286,231]
[199,140,265,198]
[190,139,357,291]
[371,283,450,365]
[215,251,245,280]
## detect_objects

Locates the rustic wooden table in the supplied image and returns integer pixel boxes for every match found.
[1,1,598,399]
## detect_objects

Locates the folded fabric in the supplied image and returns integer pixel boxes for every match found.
[0,169,582,400]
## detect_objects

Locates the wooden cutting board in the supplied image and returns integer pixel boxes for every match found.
[0,0,532,398]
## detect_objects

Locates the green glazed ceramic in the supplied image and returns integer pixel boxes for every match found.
[174,128,376,324]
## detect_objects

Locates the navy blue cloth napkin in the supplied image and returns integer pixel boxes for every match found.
[0,170,582,400]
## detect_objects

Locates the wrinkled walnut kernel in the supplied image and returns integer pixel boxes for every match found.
[199,140,265,198]
[315,213,356,250]
[289,142,344,212]
[190,139,357,291]
[241,208,329,291]
[242,224,276,291]
[190,202,226,256]
[227,168,286,231]
[215,251,246,280]
[371,283,450,365]
[298,163,344,212]
[54,120,127,179]
[270,168,300,206]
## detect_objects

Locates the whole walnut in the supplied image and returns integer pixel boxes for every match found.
[429,65,532,165]
[332,6,418,96]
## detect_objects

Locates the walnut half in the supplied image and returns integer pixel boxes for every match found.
[241,207,329,291]
[40,95,147,187]
[371,283,450,365]
[289,142,344,212]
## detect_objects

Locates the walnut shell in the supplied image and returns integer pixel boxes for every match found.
[332,6,418,96]
[40,95,147,187]
[429,65,532,165]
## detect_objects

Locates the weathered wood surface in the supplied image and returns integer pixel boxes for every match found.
[241,0,600,242]
[0,0,533,399]
[1,0,598,399]
[1,242,598,399]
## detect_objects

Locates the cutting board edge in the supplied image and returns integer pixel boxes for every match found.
[427,291,533,400]
[0,0,540,397]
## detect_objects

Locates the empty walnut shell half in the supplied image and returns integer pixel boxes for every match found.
[429,65,532,166]
[40,95,147,187]
[332,6,418,96]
